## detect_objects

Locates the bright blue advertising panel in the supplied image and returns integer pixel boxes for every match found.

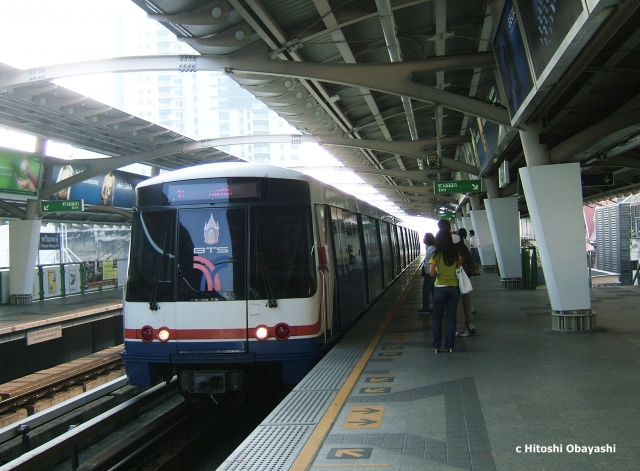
[47,165,146,208]
[469,72,502,173]
[516,0,585,79]
[493,0,535,119]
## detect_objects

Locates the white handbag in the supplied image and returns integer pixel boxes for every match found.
[456,267,473,294]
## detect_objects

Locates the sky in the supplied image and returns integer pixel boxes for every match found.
[0,0,439,236]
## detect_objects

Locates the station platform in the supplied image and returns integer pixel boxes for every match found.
[221,263,640,471]
[0,289,123,384]
[0,289,123,344]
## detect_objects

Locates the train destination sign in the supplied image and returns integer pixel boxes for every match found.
[40,199,84,213]
[433,180,482,194]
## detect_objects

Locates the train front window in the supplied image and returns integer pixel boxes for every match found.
[250,206,316,300]
[177,208,247,302]
[126,210,176,304]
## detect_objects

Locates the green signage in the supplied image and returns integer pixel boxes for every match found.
[436,212,456,219]
[433,180,482,194]
[40,199,84,213]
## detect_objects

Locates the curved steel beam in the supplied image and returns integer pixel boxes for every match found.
[0,52,509,125]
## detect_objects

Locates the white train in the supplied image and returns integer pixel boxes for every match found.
[122,163,419,398]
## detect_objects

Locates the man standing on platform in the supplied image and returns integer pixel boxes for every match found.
[469,230,481,276]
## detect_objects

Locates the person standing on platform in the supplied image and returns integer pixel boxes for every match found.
[419,232,436,314]
[429,229,462,353]
[455,228,477,336]
[469,230,481,275]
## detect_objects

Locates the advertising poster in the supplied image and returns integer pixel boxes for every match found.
[517,0,585,78]
[0,146,43,198]
[84,261,117,290]
[68,265,79,293]
[493,0,535,118]
[47,268,59,296]
[46,165,145,208]
[102,260,118,281]
[469,73,502,173]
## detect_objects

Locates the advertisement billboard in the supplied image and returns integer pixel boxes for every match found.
[493,0,535,120]
[517,0,586,79]
[46,165,146,208]
[469,73,503,173]
[0,146,43,198]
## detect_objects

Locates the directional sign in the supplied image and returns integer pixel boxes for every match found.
[436,212,456,219]
[328,448,372,459]
[433,180,482,194]
[365,376,394,383]
[343,406,385,429]
[360,387,391,394]
[40,199,84,213]
[581,173,614,187]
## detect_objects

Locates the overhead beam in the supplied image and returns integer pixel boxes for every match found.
[0,51,509,126]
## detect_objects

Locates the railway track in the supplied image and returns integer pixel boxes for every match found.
[0,346,124,421]
[0,349,290,471]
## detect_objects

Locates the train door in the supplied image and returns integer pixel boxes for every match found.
[175,207,249,353]
[313,204,336,341]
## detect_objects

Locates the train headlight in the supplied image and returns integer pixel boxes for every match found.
[158,327,170,342]
[141,326,154,342]
[255,325,269,340]
[274,323,290,340]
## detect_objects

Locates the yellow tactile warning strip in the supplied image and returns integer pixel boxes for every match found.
[289,274,416,470]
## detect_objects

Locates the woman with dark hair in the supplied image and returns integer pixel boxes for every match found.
[419,233,436,313]
[429,229,462,353]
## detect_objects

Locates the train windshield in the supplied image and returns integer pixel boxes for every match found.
[126,204,316,304]
[249,205,317,300]
[177,208,247,301]
[126,210,176,305]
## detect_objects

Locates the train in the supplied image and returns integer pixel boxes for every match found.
[122,162,419,399]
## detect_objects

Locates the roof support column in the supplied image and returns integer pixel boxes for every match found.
[469,209,496,273]
[485,196,523,289]
[9,199,41,305]
[519,125,594,331]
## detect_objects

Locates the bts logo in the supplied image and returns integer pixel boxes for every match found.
[193,256,221,292]
[204,214,220,244]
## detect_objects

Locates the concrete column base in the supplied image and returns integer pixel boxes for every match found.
[551,309,596,332]
[501,278,525,290]
[10,294,33,305]
[482,265,499,274]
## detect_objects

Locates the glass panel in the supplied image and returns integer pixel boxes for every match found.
[330,208,366,326]
[249,206,316,300]
[177,208,247,301]
[380,221,393,286]
[126,210,176,303]
[362,216,383,298]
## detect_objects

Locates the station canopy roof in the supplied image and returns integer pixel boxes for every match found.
[0,0,639,225]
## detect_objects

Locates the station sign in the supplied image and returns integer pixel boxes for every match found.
[40,199,84,213]
[434,180,482,194]
[437,212,456,219]
[581,173,614,187]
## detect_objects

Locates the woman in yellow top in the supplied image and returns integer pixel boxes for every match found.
[429,229,462,353]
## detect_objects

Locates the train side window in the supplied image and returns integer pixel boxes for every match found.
[126,210,176,303]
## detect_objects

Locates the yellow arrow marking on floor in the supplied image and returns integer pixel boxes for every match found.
[343,405,384,429]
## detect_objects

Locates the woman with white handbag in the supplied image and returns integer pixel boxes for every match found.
[429,229,462,353]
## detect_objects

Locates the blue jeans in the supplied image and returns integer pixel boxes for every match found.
[432,286,460,350]
[422,273,435,310]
